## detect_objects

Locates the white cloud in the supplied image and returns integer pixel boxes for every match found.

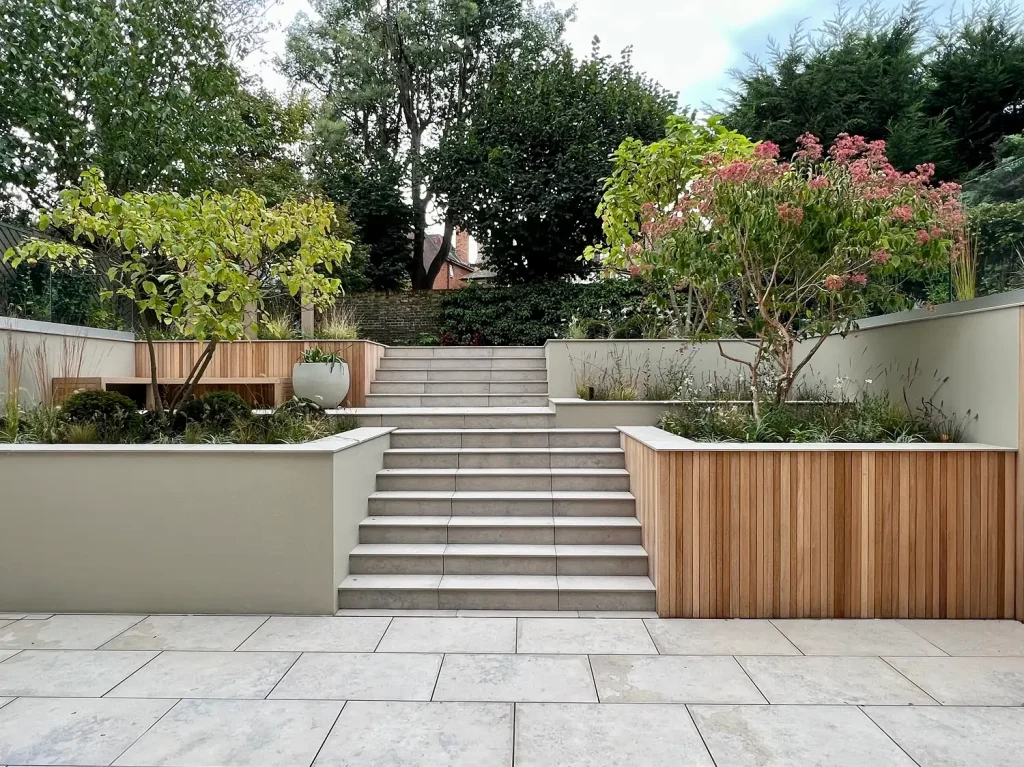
[245,0,819,105]
[553,0,817,106]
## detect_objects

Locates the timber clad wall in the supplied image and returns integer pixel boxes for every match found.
[337,292,442,345]
[136,340,385,408]
[624,435,1018,619]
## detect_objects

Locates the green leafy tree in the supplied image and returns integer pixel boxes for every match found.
[585,115,754,331]
[606,134,963,420]
[4,169,352,414]
[281,0,569,288]
[0,0,257,216]
[435,45,676,283]
[725,2,1024,181]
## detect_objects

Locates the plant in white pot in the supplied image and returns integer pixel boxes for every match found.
[292,347,350,408]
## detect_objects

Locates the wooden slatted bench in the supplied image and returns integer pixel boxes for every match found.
[52,377,293,409]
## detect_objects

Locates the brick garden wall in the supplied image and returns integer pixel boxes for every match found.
[337,291,443,345]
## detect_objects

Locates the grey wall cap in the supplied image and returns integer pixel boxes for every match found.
[0,316,136,342]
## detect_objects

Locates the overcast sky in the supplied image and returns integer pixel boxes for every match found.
[247,0,936,110]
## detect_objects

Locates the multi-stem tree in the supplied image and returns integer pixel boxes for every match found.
[4,169,352,414]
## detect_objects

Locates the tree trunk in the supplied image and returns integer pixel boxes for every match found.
[140,317,163,413]
[166,339,218,413]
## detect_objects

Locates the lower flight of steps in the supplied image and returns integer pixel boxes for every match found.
[337,427,655,611]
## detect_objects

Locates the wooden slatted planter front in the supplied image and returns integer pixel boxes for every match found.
[622,427,1018,619]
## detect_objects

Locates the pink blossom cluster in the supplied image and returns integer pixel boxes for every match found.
[776,203,804,225]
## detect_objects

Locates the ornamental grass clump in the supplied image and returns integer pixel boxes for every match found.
[596,131,964,424]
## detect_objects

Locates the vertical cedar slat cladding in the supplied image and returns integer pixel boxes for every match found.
[134,340,384,406]
[622,435,1017,619]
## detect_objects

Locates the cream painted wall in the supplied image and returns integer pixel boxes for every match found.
[0,318,136,406]
[545,300,1021,447]
[0,429,391,615]
[333,431,392,588]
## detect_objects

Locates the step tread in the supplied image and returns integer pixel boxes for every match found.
[370,490,635,500]
[377,468,629,476]
[360,516,451,526]
[557,575,656,592]
[444,544,555,556]
[351,543,446,555]
[554,545,648,557]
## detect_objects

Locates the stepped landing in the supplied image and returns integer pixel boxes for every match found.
[337,346,655,611]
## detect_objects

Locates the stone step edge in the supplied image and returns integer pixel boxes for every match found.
[350,543,648,557]
[338,574,656,593]
[360,516,641,526]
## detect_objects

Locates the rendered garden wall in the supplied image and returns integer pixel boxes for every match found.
[0,428,392,615]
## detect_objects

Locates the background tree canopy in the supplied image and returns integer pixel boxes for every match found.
[434,44,676,284]
[724,1,1024,182]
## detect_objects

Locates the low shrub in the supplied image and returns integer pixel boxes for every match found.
[438,278,661,346]
[181,391,252,430]
[659,394,969,444]
[259,313,298,340]
[61,389,143,441]
[316,308,359,340]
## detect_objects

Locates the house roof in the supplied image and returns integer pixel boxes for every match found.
[423,233,474,272]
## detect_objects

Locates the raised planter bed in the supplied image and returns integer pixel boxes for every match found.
[620,426,1020,620]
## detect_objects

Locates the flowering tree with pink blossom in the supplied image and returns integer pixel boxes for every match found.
[611,132,964,420]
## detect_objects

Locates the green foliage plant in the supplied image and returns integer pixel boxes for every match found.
[4,169,352,416]
[601,133,963,424]
[585,115,754,332]
[300,347,345,367]
[61,389,143,442]
[316,308,359,339]
[181,391,252,430]
[260,314,298,340]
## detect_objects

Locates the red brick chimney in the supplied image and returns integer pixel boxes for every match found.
[455,229,471,264]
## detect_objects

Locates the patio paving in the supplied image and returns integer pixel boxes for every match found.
[0,613,1023,765]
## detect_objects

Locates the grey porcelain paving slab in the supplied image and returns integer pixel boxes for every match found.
[237,616,392,652]
[898,619,1024,655]
[0,614,145,650]
[432,653,596,702]
[376,617,515,653]
[771,619,946,655]
[0,650,157,697]
[113,699,343,767]
[516,618,657,654]
[690,705,916,767]
[106,651,298,699]
[0,651,17,664]
[884,656,1024,704]
[0,698,11,709]
[0,697,173,767]
[515,703,714,767]
[269,652,441,701]
[0,622,12,631]
[457,610,579,617]
[737,656,936,705]
[863,706,1024,767]
[101,614,269,651]
[313,700,513,767]
[645,619,800,655]
[591,655,765,704]
[580,611,659,618]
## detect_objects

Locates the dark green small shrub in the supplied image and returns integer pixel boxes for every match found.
[61,389,143,441]
[181,391,252,430]
[275,398,326,419]
[580,319,611,339]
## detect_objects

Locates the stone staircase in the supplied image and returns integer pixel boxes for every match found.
[337,346,656,611]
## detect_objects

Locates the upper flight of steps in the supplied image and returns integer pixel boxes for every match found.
[365,346,550,409]
[337,425,656,612]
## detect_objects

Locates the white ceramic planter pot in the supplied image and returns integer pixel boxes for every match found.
[292,361,351,408]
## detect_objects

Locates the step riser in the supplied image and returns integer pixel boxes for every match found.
[447,526,553,545]
[380,358,544,370]
[386,347,545,359]
[555,527,642,545]
[371,382,549,394]
[365,395,549,408]
[360,525,448,544]
[337,587,656,612]
[382,453,625,470]
[338,588,439,610]
[371,476,630,492]
[368,498,637,517]
[351,555,647,577]
[388,432,620,449]
[375,369,547,382]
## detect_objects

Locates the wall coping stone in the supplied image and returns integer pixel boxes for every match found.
[0,315,135,342]
[0,426,394,455]
[618,425,1012,453]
